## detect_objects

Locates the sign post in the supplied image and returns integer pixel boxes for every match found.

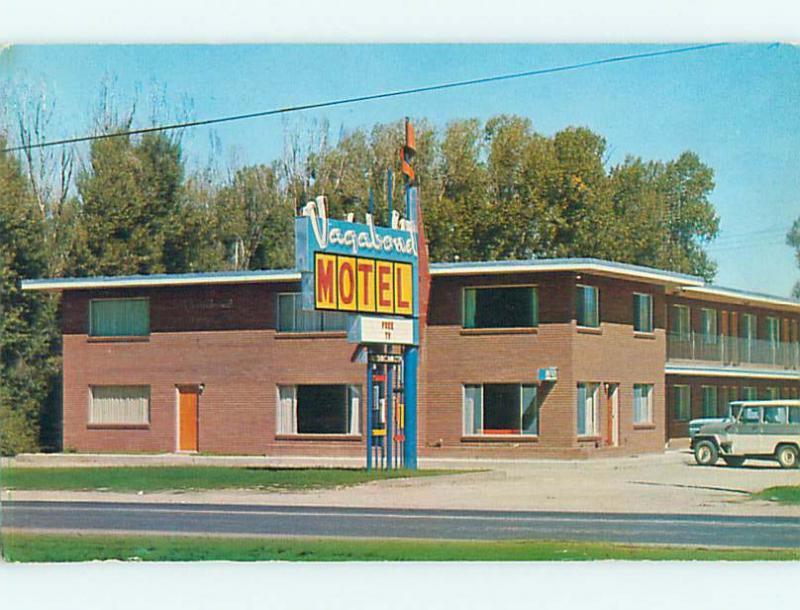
[294,136,421,470]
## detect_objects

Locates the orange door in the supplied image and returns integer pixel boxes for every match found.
[178,390,199,452]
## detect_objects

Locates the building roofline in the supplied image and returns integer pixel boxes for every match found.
[21,269,301,292]
[19,257,800,313]
[676,285,800,311]
[429,258,705,287]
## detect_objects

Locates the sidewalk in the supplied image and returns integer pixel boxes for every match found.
[3,450,798,517]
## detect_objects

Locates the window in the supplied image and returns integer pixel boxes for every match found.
[276,384,361,435]
[462,384,539,436]
[700,308,718,344]
[741,386,758,401]
[740,406,761,424]
[633,384,654,424]
[740,313,756,362]
[789,407,800,424]
[763,406,787,424]
[670,305,690,338]
[277,293,347,333]
[673,385,691,421]
[719,386,738,417]
[701,386,717,418]
[89,386,150,425]
[463,286,538,329]
[89,298,149,337]
[575,285,599,328]
[766,317,780,362]
[576,382,600,436]
[633,293,653,333]
[764,386,780,400]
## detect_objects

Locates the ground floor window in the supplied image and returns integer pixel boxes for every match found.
[741,386,758,401]
[701,386,717,418]
[463,384,538,435]
[577,382,600,436]
[633,384,653,424]
[764,387,781,400]
[89,385,150,425]
[277,384,361,435]
[673,385,691,421]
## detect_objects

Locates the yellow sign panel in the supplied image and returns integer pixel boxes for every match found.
[314,252,414,317]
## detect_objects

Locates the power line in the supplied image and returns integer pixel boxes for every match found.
[0,43,729,155]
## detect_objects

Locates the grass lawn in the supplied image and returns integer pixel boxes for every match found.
[0,466,457,493]
[752,485,800,505]
[3,532,798,562]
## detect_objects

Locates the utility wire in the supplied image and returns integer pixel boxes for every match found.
[0,43,728,154]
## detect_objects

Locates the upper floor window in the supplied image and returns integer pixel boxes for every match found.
[766,317,780,348]
[700,308,718,344]
[277,293,347,333]
[740,313,757,341]
[670,304,690,338]
[633,293,653,333]
[89,298,149,337]
[463,286,538,329]
[575,285,599,328]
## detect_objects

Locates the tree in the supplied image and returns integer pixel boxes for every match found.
[788,217,800,298]
[0,137,60,455]
[69,131,191,276]
[213,164,294,270]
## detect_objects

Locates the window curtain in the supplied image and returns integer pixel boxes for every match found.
[90,299,149,337]
[277,386,297,434]
[347,385,362,435]
[635,294,652,332]
[90,386,150,424]
[463,385,482,434]
[463,289,476,328]
[576,384,587,435]
[701,386,717,417]
[530,288,539,326]
[521,385,538,435]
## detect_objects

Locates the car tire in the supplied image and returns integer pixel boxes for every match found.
[775,445,799,469]
[722,456,746,467]
[694,440,719,466]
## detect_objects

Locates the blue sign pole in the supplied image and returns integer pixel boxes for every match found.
[366,363,373,471]
[403,182,419,470]
[386,361,393,470]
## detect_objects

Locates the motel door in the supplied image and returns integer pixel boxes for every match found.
[178,387,200,452]
[606,384,619,447]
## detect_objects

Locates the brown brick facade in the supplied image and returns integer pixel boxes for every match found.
[57,270,800,458]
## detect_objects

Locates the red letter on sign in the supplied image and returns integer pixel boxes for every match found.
[337,256,356,311]
[315,253,337,310]
[376,261,394,314]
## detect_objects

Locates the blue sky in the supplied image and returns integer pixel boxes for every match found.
[1,43,798,297]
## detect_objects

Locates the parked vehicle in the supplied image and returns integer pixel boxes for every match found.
[688,417,726,438]
[691,400,800,468]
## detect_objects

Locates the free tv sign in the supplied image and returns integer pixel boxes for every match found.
[295,196,419,318]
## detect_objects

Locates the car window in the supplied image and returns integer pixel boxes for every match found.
[740,407,761,424]
[763,406,787,424]
[790,407,800,424]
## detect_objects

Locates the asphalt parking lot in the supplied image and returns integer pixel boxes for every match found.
[4,450,799,516]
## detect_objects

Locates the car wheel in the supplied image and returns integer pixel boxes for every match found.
[722,456,746,467]
[775,445,799,469]
[694,440,719,466]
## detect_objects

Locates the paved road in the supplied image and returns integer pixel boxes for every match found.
[3,501,799,548]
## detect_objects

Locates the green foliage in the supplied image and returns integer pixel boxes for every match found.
[3,466,456,492]
[5,532,798,562]
[289,117,720,280]
[0,139,60,455]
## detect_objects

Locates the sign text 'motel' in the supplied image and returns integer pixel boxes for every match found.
[295,197,419,319]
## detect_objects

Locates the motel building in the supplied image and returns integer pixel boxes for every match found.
[22,247,800,461]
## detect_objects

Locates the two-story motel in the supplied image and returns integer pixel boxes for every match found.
[22,257,800,459]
